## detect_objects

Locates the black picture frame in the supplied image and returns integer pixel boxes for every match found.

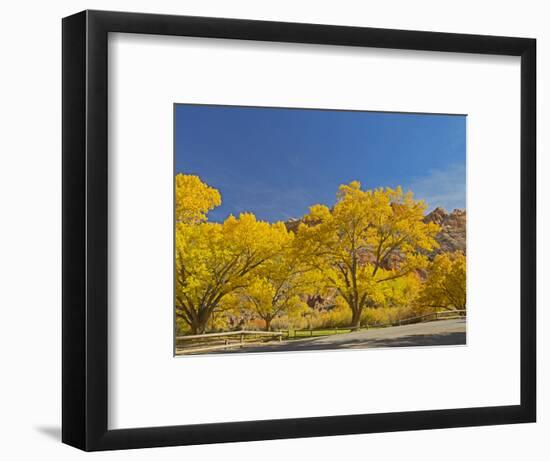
[62,9,536,451]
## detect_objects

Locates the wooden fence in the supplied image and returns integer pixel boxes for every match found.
[175,330,283,355]
[280,327,352,339]
[379,309,467,328]
[283,309,466,336]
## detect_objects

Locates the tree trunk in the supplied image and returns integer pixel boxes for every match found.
[189,316,209,335]
[351,308,362,330]
[264,317,272,331]
[189,323,203,335]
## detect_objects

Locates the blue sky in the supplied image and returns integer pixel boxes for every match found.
[175,104,466,223]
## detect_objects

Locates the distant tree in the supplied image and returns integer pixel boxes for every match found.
[417,251,466,310]
[233,237,317,331]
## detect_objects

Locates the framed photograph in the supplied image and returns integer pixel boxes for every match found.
[62,10,536,451]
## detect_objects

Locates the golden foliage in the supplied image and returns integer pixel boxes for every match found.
[417,251,466,310]
[175,173,221,224]
[296,183,440,327]
[174,174,464,334]
[175,213,290,334]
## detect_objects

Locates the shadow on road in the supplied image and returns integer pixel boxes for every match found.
[352,332,466,349]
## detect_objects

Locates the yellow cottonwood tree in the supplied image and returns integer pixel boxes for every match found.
[235,238,318,331]
[297,182,440,328]
[238,277,306,331]
[417,251,466,310]
[175,214,291,334]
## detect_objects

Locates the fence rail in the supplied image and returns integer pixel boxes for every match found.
[175,330,283,355]
[284,310,467,337]
[176,330,284,341]
[380,309,466,328]
[279,327,353,339]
